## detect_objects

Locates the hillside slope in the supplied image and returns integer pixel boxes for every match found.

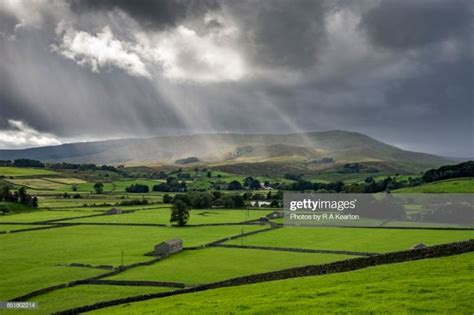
[0,131,451,170]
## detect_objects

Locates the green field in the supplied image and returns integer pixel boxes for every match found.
[225,226,474,253]
[5,178,67,190]
[44,177,89,184]
[109,247,353,284]
[74,182,116,193]
[0,201,35,214]
[93,252,474,314]
[0,224,48,232]
[394,178,474,193]
[0,210,98,223]
[0,224,265,299]
[29,285,172,315]
[64,208,271,225]
[0,166,58,177]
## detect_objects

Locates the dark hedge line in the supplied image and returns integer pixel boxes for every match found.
[37,213,107,223]
[87,279,186,288]
[213,244,378,257]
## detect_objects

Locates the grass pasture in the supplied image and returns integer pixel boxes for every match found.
[109,247,353,285]
[225,226,474,253]
[394,178,474,193]
[44,177,88,184]
[94,252,474,314]
[0,201,35,214]
[5,178,67,190]
[0,166,58,177]
[0,224,49,232]
[0,210,98,223]
[29,285,172,315]
[0,224,265,300]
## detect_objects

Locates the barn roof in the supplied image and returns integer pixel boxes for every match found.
[159,239,183,246]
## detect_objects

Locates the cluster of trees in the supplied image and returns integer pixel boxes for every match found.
[125,184,149,193]
[0,159,45,168]
[163,190,282,209]
[284,173,303,181]
[220,177,263,191]
[273,176,417,193]
[48,162,128,176]
[338,163,379,174]
[0,186,38,208]
[165,191,245,209]
[422,161,473,183]
[243,177,262,189]
[152,177,187,192]
[274,180,345,192]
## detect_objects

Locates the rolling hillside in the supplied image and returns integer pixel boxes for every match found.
[0,131,452,172]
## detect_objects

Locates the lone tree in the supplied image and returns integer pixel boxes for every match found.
[93,182,104,194]
[170,200,190,226]
[228,180,242,191]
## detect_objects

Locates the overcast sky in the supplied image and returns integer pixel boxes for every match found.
[0,0,472,156]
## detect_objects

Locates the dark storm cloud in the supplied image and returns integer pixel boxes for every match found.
[69,0,220,30]
[0,26,185,139]
[360,0,473,49]
[226,0,328,69]
[0,0,472,156]
[0,10,18,36]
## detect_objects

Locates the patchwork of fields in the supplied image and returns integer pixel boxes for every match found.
[0,166,473,314]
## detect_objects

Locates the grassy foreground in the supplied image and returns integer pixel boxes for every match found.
[92,252,474,314]
[225,226,474,253]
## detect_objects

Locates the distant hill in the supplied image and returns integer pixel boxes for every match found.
[0,131,452,173]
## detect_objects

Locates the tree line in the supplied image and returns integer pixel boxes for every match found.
[422,161,473,183]
[0,159,126,175]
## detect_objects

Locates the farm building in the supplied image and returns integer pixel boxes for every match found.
[412,243,427,250]
[154,239,183,257]
[106,208,122,215]
[267,211,284,219]
[250,201,272,207]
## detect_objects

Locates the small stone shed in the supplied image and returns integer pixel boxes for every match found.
[106,207,122,215]
[412,243,427,250]
[267,211,284,219]
[154,239,183,257]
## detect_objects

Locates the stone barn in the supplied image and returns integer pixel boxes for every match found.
[106,208,122,215]
[412,243,427,250]
[154,239,183,257]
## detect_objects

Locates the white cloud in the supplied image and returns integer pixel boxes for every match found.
[0,120,62,149]
[150,25,246,83]
[53,24,151,78]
